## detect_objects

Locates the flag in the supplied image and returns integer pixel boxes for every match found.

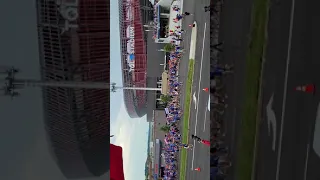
[110,144,125,180]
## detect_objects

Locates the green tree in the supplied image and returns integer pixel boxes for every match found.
[163,43,175,52]
[160,94,171,104]
[160,125,170,133]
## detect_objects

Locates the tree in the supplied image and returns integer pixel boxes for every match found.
[163,43,175,52]
[160,94,171,104]
[160,125,170,133]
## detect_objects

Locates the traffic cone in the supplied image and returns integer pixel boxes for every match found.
[295,84,315,94]
[194,167,201,171]
[202,88,209,92]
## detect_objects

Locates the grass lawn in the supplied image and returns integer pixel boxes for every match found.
[179,59,195,180]
[235,0,270,179]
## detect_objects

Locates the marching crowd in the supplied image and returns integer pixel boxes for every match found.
[160,23,188,180]
[159,4,194,179]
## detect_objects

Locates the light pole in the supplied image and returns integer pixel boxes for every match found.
[14,80,161,91]
[0,66,163,98]
[110,83,161,92]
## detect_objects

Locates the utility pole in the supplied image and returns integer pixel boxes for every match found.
[0,66,162,99]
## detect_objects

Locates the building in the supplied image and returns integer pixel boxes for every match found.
[119,0,169,119]
[150,110,167,179]
[119,0,154,118]
[152,110,167,140]
[153,0,182,43]
[145,32,168,121]
[36,0,110,178]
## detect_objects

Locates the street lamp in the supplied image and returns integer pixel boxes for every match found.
[0,66,163,98]
[110,83,161,92]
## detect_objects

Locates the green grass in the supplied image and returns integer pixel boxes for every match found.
[179,59,195,180]
[235,0,270,179]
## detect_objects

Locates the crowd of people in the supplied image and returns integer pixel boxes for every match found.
[158,6,196,177]
[160,25,189,180]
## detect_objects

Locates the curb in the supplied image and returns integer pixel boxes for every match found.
[250,1,270,179]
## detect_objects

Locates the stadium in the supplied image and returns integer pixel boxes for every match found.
[118,0,154,118]
[36,0,109,178]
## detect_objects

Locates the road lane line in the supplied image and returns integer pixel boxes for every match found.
[275,0,296,179]
[194,22,207,135]
[314,103,320,157]
[193,92,197,109]
[208,96,210,111]
[303,144,310,180]
[191,144,196,170]
[203,108,208,132]
[191,22,207,170]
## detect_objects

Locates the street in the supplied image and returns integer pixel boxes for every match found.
[177,0,211,179]
[254,0,320,179]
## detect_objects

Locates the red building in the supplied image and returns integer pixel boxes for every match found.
[36,0,110,178]
[119,0,150,118]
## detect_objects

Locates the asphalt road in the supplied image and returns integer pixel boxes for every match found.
[176,0,211,179]
[254,0,320,179]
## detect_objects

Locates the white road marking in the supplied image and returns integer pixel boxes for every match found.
[303,144,310,180]
[203,108,208,132]
[266,94,277,151]
[191,142,196,170]
[193,92,197,109]
[191,22,207,170]
[208,96,210,111]
[275,0,296,179]
[314,103,320,157]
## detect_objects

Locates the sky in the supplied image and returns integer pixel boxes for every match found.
[110,1,150,180]
[0,0,148,180]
